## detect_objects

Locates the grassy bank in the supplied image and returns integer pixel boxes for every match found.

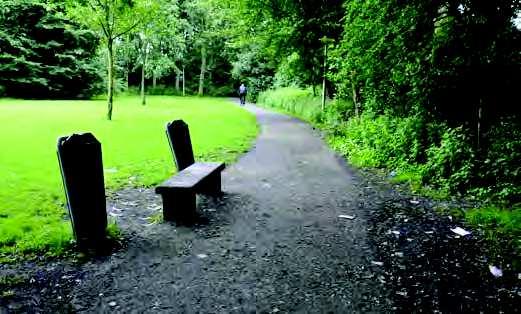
[257,87,520,260]
[0,96,257,257]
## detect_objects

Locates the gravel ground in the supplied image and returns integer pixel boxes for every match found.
[1,101,518,313]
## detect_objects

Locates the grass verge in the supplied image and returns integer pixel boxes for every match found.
[0,96,257,257]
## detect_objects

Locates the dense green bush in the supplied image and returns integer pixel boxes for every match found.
[328,113,423,170]
[207,85,235,97]
[0,1,102,99]
[422,127,476,194]
[257,88,323,122]
[477,119,521,204]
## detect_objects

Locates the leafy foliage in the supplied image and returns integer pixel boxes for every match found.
[0,1,102,98]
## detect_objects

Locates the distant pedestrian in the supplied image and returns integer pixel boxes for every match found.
[238,83,247,105]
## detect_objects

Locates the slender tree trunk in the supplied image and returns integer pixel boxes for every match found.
[351,71,360,117]
[321,44,327,111]
[152,73,157,89]
[198,46,206,96]
[107,38,114,120]
[182,66,186,96]
[352,81,359,117]
[175,70,180,92]
[125,68,129,90]
[141,48,147,106]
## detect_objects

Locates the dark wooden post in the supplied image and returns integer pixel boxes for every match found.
[160,190,197,223]
[57,133,107,249]
[166,120,195,171]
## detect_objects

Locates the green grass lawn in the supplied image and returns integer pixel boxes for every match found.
[0,96,257,257]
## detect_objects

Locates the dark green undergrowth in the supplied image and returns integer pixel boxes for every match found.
[257,87,520,261]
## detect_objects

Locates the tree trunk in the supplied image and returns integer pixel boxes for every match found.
[141,48,147,106]
[182,66,186,96]
[351,71,360,118]
[107,38,114,120]
[125,68,129,90]
[152,73,157,89]
[198,46,206,96]
[321,44,327,111]
[352,81,359,117]
[175,70,180,92]
[351,71,360,117]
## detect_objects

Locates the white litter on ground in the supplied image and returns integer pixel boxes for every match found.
[489,265,503,278]
[451,227,471,236]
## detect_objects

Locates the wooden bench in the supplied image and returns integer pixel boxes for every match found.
[155,120,225,222]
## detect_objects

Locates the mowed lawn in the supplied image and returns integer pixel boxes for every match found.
[0,96,257,256]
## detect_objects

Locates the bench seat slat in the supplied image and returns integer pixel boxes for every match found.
[155,162,225,193]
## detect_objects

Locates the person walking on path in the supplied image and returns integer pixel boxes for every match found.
[238,83,247,105]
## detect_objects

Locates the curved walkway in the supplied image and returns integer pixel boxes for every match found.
[66,102,390,312]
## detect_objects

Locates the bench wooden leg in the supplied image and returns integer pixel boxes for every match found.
[160,189,196,223]
[199,172,222,196]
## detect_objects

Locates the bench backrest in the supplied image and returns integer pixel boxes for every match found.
[166,120,195,171]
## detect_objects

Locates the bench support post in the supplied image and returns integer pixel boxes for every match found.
[160,189,196,223]
[199,172,222,196]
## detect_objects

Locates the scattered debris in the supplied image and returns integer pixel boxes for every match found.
[391,230,400,236]
[410,200,420,205]
[371,261,384,266]
[338,214,356,220]
[108,301,117,307]
[196,254,208,259]
[489,265,503,278]
[451,227,471,236]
